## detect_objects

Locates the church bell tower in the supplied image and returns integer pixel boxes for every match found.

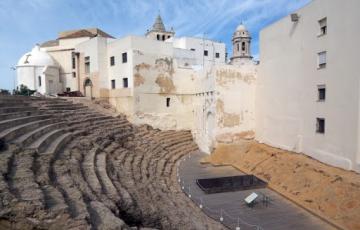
[231,23,253,65]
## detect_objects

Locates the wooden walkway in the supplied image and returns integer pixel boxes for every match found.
[177,151,335,230]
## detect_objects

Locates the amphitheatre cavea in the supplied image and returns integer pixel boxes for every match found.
[1,0,359,229]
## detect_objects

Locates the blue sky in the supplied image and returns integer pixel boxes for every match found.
[0,0,311,90]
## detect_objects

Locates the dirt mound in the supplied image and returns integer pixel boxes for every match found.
[203,141,360,230]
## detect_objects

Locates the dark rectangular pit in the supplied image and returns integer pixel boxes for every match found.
[196,175,267,194]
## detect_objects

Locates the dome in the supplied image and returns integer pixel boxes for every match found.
[17,45,57,67]
[234,23,250,37]
[236,23,247,32]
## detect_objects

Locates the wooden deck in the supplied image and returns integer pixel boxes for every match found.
[177,151,335,230]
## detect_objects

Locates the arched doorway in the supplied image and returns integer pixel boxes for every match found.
[84,78,93,98]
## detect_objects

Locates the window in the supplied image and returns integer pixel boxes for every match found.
[167,35,171,39]
[237,43,239,51]
[85,56,90,74]
[110,56,115,66]
[166,97,170,107]
[316,118,325,134]
[38,76,41,87]
[72,57,76,69]
[204,50,208,56]
[66,87,71,92]
[190,48,196,51]
[318,85,326,101]
[123,78,128,88]
[242,42,246,51]
[122,52,127,63]
[72,72,76,78]
[319,17,327,36]
[318,51,326,69]
[111,79,116,89]
[162,35,165,41]
[215,52,220,58]
[157,34,160,40]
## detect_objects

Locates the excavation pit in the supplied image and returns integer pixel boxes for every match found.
[196,175,267,194]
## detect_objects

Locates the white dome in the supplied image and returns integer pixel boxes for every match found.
[17,45,57,67]
[236,23,247,31]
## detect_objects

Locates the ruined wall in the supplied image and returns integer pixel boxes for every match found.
[192,63,257,153]
[215,64,257,144]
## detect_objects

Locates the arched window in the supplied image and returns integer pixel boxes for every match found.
[38,76,41,87]
[162,35,165,40]
[242,42,246,51]
[237,43,239,51]
[157,34,160,40]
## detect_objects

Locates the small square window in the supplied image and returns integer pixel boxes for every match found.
[318,51,326,69]
[319,17,327,36]
[122,52,127,63]
[72,72,76,78]
[110,56,115,66]
[123,78,128,88]
[166,98,170,107]
[316,118,325,134]
[215,52,220,58]
[66,87,71,92]
[111,79,116,89]
[190,48,196,51]
[318,85,326,101]
[204,50,208,56]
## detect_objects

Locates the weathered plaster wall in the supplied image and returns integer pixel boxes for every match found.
[131,42,197,130]
[192,63,257,153]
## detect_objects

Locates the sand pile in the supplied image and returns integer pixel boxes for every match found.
[203,141,360,230]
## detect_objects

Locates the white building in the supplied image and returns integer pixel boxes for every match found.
[256,0,360,172]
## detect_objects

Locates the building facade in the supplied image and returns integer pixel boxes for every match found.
[256,0,360,172]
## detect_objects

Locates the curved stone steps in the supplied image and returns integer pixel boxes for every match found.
[13,121,66,147]
[0,145,19,211]
[52,151,91,222]
[106,149,138,213]
[29,129,66,153]
[0,118,58,142]
[7,149,45,209]
[0,110,44,121]
[0,114,53,131]
[89,201,129,230]
[0,102,31,107]
[96,150,121,202]
[0,106,37,114]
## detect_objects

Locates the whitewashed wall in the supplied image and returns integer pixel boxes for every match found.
[256,0,360,172]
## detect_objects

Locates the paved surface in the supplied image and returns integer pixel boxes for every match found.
[177,151,335,230]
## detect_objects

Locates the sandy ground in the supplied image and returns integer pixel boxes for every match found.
[202,141,360,230]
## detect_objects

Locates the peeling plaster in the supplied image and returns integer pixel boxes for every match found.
[215,130,255,143]
[155,74,176,93]
[155,57,174,76]
[134,63,151,72]
[134,73,145,87]
[216,69,256,86]
[216,99,241,128]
